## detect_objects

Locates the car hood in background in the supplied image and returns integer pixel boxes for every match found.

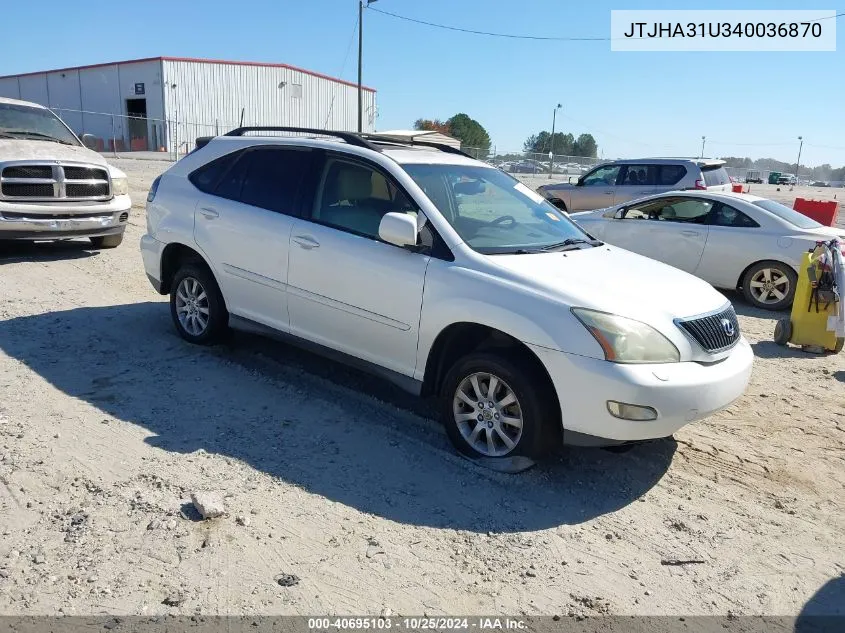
[0,139,108,166]
[488,245,728,322]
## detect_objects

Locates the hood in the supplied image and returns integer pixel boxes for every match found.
[0,139,109,167]
[486,245,728,322]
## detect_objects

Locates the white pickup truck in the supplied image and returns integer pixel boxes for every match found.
[0,96,130,247]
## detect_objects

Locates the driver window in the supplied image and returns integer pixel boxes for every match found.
[312,159,417,239]
[582,165,621,187]
[654,199,714,223]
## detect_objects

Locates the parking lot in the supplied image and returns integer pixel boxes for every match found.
[0,157,843,617]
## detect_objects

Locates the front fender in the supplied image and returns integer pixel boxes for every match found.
[414,260,604,380]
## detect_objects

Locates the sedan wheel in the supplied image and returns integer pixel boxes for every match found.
[742,261,797,311]
[175,277,210,336]
[453,372,523,457]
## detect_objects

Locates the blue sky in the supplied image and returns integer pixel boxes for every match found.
[1,0,842,165]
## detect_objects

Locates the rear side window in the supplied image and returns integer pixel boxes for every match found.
[658,164,686,186]
[620,164,657,186]
[238,148,310,214]
[709,203,759,228]
[702,166,730,186]
[189,151,242,193]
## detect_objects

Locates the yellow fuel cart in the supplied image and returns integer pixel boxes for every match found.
[774,241,844,354]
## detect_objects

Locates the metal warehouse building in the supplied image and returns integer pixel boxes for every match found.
[0,56,377,154]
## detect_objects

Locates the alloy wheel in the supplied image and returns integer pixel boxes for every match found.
[748,267,790,305]
[175,277,210,336]
[452,372,523,457]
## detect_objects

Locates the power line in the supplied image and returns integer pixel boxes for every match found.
[366,6,607,41]
[324,12,360,128]
[367,7,844,42]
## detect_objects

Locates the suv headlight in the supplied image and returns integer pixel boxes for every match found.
[571,308,680,364]
[111,177,129,196]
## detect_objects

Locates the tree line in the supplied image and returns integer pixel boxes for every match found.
[719,156,845,182]
[412,114,599,159]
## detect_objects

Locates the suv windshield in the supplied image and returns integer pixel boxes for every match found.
[753,198,823,230]
[0,103,80,146]
[403,164,592,254]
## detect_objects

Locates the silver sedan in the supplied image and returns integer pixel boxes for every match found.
[570,191,844,310]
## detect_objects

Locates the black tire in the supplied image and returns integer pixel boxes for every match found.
[169,262,228,345]
[741,261,797,311]
[774,318,792,346]
[90,233,123,249]
[439,352,556,461]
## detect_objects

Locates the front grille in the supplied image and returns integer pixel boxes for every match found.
[1,210,113,220]
[0,162,111,200]
[66,183,109,198]
[2,165,52,178]
[676,306,740,353]
[2,183,54,197]
[64,166,108,180]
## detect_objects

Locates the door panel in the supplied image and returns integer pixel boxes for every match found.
[614,164,660,204]
[286,155,430,377]
[192,146,313,332]
[194,193,295,331]
[570,164,621,211]
[287,221,429,376]
[601,197,712,273]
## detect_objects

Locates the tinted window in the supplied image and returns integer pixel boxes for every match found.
[583,165,621,187]
[702,166,730,186]
[313,158,417,239]
[658,164,687,186]
[238,148,310,214]
[753,198,823,230]
[189,151,241,193]
[709,203,759,228]
[620,164,657,186]
[214,154,250,201]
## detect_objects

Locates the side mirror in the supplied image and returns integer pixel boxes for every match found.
[568,176,581,186]
[379,212,418,248]
[81,134,97,150]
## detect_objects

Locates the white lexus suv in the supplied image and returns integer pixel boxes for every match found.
[141,127,753,465]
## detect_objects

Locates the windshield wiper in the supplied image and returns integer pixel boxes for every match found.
[541,238,604,252]
[0,130,73,145]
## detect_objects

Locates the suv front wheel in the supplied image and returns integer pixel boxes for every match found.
[440,353,553,460]
[170,263,228,344]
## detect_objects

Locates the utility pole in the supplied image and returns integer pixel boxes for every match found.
[795,136,803,185]
[700,136,706,159]
[549,103,562,179]
[357,0,363,133]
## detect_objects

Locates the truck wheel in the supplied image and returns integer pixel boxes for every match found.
[170,263,228,345]
[440,353,554,461]
[90,233,123,249]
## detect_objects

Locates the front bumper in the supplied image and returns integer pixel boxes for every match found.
[0,195,131,240]
[528,338,754,444]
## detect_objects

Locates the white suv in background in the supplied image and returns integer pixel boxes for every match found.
[141,128,753,466]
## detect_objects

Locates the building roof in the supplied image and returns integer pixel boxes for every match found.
[0,56,376,93]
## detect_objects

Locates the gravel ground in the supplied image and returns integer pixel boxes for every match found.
[0,157,843,617]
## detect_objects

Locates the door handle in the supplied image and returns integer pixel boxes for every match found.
[681,230,699,237]
[199,207,219,219]
[604,191,614,195]
[292,235,320,249]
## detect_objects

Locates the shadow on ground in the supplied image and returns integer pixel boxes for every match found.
[0,302,676,533]
[0,239,98,264]
[795,575,845,632]
[752,340,823,360]
[727,291,785,321]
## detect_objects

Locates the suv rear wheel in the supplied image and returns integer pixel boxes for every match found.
[170,263,228,344]
[440,353,553,460]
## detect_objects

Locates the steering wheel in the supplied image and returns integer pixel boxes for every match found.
[490,215,517,228]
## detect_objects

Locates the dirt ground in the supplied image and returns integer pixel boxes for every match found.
[0,158,843,618]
